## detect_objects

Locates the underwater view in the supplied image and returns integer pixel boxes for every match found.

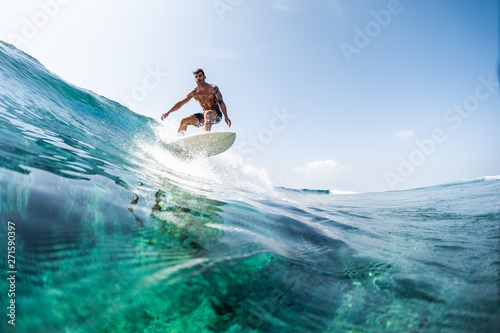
[0,41,499,332]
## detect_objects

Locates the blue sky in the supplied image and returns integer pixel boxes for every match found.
[1,0,499,192]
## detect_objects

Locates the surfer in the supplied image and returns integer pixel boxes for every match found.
[160,69,231,134]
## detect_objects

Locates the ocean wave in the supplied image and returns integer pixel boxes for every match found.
[424,175,500,189]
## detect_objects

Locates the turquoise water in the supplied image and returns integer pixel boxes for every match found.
[0,41,499,332]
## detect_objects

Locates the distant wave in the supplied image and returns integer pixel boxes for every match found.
[434,175,500,188]
[329,189,357,195]
[385,175,500,193]
[462,175,500,182]
[278,187,331,195]
[279,177,500,197]
[277,187,357,195]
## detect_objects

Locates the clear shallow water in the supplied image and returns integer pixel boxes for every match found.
[0,41,499,333]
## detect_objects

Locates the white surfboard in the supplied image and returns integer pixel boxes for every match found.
[162,131,236,158]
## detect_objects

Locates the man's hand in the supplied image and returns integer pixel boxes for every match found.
[161,94,192,121]
[225,118,232,127]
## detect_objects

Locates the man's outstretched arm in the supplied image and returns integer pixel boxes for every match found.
[161,93,192,121]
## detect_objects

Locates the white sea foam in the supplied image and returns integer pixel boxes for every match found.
[459,175,500,184]
[134,125,285,201]
[329,190,357,195]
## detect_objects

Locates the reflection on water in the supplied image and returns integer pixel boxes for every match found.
[130,182,226,252]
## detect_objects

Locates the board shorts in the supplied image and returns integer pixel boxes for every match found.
[193,110,222,127]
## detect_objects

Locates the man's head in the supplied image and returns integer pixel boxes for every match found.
[193,69,206,84]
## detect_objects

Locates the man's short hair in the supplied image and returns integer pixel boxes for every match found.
[193,69,205,76]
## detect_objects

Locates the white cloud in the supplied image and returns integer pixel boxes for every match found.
[292,159,353,190]
[293,159,350,176]
[395,130,414,140]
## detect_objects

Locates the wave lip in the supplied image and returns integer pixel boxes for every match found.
[278,186,332,195]
[277,186,358,196]
[431,175,500,189]
[329,189,357,195]
[462,175,500,182]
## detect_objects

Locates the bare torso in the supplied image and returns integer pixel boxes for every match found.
[160,75,231,132]
[189,84,220,111]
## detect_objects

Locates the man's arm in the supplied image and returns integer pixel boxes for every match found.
[161,93,193,121]
[214,86,231,127]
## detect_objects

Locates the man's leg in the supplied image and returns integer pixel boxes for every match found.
[203,110,217,132]
[178,115,201,134]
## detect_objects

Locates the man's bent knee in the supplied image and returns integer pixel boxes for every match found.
[183,116,199,125]
[204,110,216,121]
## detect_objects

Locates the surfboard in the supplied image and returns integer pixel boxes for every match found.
[162,131,236,158]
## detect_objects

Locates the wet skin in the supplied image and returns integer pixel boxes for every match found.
[161,72,231,133]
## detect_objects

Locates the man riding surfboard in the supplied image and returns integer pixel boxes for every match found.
[161,69,231,134]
